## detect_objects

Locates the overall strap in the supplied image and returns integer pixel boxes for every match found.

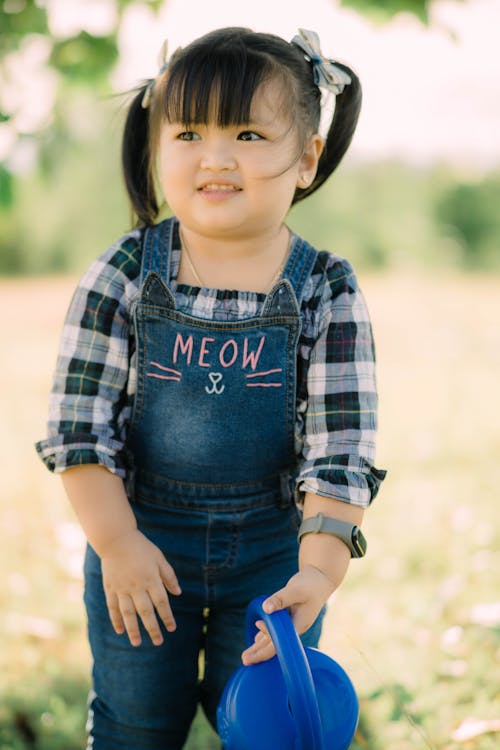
[283,233,318,305]
[139,218,176,287]
[262,234,318,318]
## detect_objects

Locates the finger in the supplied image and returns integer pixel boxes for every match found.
[262,588,290,615]
[255,620,269,637]
[105,592,125,635]
[118,593,142,647]
[254,630,269,645]
[262,597,317,638]
[242,629,275,664]
[263,574,306,615]
[241,632,276,665]
[133,591,164,646]
[149,585,177,634]
[159,557,182,596]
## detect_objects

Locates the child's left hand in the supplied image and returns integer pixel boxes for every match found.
[240,565,335,665]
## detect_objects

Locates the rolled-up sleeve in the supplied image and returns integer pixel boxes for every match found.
[297,256,386,508]
[35,234,141,476]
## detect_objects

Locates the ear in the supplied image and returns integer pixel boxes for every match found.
[296,134,324,189]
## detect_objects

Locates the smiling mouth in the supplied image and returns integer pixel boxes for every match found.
[198,184,242,192]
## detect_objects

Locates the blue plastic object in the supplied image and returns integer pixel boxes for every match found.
[216,595,359,750]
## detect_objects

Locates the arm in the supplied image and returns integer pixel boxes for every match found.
[62,464,181,647]
[241,493,362,665]
[36,234,141,477]
[242,257,382,665]
[299,492,364,593]
[37,238,180,646]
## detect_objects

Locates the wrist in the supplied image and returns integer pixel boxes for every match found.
[61,465,139,557]
[298,512,367,558]
[299,562,338,593]
[299,533,351,590]
[97,526,139,558]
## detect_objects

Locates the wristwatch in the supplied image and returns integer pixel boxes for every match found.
[297,512,367,558]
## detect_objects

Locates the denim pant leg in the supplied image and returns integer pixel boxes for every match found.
[84,545,204,750]
[199,502,326,729]
[83,499,326,747]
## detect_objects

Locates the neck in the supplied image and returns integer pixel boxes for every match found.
[177,222,291,292]
[179,223,289,262]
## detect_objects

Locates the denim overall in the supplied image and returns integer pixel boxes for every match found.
[83,218,324,750]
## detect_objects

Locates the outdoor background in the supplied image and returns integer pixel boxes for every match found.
[1,0,499,748]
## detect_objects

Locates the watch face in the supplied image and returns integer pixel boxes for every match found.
[352,527,367,557]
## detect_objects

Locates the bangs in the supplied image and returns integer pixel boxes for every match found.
[158,42,287,127]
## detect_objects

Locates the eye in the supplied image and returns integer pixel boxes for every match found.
[237,131,263,142]
[177,131,201,141]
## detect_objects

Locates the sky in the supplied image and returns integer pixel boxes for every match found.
[2,0,500,173]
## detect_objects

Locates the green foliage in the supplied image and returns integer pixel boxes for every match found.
[2,120,500,275]
[0,0,496,277]
[435,175,500,269]
[0,680,219,749]
[0,672,88,750]
[340,0,431,23]
[0,98,130,275]
[0,0,162,78]
[0,165,14,208]
[50,32,119,84]
[289,160,500,273]
[0,0,164,163]
[0,1,49,54]
[116,0,164,11]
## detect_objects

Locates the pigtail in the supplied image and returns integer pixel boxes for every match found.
[121,83,158,226]
[292,63,362,204]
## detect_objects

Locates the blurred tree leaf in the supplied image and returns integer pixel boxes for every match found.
[116,0,164,11]
[339,0,463,24]
[50,33,118,83]
[3,0,460,205]
[0,165,14,208]
[340,0,430,22]
[435,176,500,268]
[0,0,49,55]
[0,0,162,70]
[0,0,164,179]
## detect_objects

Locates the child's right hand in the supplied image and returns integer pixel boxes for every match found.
[100,529,182,647]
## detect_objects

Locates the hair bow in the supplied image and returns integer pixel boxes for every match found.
[291,29,351,95]
[141,39,169,109]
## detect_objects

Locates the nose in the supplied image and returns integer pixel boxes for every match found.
[199,135,237,171]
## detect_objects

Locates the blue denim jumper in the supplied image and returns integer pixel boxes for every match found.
[83,218,324,750]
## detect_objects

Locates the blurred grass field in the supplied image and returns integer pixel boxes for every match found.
[0,271,499,749]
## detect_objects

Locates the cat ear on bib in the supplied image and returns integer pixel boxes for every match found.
[262,280,298,317]
[142,272,176,308]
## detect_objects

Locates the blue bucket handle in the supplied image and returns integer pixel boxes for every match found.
[245,595,324,750]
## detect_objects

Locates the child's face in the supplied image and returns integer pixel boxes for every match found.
[157,78,323,242]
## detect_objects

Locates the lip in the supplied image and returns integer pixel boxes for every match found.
[197,180,242,192]
[196,181,242,202]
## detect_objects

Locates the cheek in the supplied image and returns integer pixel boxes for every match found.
[158,150,190,194]
[245,149,297,182]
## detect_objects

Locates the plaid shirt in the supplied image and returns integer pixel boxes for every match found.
[36,226,385,508]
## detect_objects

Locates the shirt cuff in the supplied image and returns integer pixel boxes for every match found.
[297,465,386,509]
[35,433,128,477]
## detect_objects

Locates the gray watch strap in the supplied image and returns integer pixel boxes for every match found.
[297,513,366,558]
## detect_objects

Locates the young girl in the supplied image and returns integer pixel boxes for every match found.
[37,27,385,750]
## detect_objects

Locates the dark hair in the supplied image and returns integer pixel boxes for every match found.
[122,27,362,225]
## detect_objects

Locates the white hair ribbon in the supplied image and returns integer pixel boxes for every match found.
[141,39,169,109]
[291,29,351,95]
